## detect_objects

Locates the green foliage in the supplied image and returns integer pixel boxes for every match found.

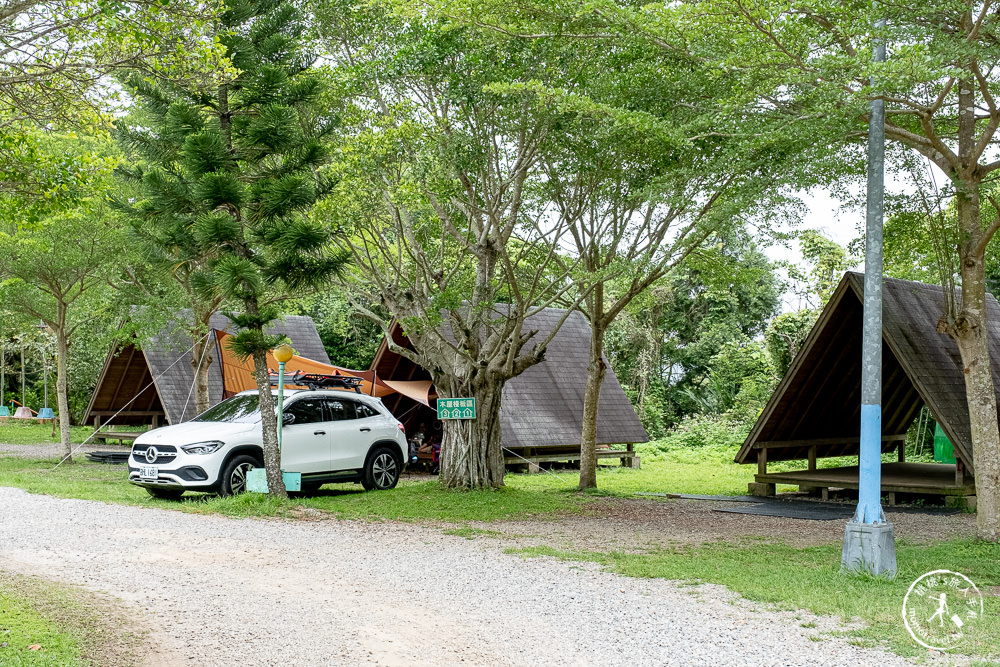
[117,0,349,360]
[0,134,137,429]
[656,415,748,453]
[292,291,384,369]
[606,237,782,433]
[798,230,854,305]
[764,309,818,377]
[0,0,228,129]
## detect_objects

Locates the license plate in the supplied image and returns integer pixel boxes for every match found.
[140,466,157,480]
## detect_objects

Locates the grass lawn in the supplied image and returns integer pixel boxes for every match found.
[0,457,592,522]
[0,422,93,446]
[0,586,82,667]
[507,445,798,496]
[0,441,776,521]
[0,571,144,667]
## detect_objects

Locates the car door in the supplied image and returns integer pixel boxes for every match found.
[280,396,333,473]
[326,397,371,470]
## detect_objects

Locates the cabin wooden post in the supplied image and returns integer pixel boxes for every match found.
[748,449,776,496]
[808,445,817,471]
[897,440,906,463]
[955,457,965,486]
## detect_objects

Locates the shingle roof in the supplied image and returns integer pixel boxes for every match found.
[735,272,997,474]
[372,307,648,448]
[85,312,329,426]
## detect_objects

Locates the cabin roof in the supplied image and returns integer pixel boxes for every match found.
[372,307,649,448]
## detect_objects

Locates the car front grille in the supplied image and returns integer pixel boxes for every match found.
[131,444,179,465]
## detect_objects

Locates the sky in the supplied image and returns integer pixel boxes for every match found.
[766,187,866,312]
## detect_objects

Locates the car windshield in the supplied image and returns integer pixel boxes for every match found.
[192,394,277,423]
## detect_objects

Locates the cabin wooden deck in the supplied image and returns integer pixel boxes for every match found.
[504,443,640,471]
[754,462,976,504]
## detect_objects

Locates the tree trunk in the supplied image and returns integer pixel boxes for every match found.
[950,197,1000,540]
[55,304,72,462]
[190,309,214,416]
[579,319,608,490]
[251,347,286,498]
[438,378,505,489]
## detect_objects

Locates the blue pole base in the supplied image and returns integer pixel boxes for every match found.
[841,520,897,578]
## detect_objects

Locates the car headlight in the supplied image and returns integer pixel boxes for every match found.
[181,440,224,455]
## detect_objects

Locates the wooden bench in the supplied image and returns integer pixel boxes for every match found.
[91,431,143,444]
[503,444,641,471]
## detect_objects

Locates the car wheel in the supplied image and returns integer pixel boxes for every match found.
[145,487,184,500]
[362,447,401,491]
[219,454,260,497]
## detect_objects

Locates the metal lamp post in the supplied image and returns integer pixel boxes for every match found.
[273,343,295,457]
[841,10,897,578]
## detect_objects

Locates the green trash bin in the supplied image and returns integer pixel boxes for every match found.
[933,423,956,464]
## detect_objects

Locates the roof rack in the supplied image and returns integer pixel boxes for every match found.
[269,372,364,394]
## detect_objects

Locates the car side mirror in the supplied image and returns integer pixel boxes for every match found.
[282,412,296,425]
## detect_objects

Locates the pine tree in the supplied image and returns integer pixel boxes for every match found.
[117,0,348,497]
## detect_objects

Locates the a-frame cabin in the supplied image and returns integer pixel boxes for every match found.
[736,272,992,505]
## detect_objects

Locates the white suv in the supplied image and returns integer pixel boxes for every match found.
[127,389,408,499]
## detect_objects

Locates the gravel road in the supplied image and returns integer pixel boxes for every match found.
[0,487,921,666]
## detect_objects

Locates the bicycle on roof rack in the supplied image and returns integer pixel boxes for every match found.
[268,371,364,393]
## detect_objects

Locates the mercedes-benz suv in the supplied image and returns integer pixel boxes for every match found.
[127,389,408,499]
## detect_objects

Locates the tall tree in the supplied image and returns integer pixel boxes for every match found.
[698,0,1000,540]
[314,1,582,489]
[115,98,229,415]
[0,182,128,459]
[118,0,348,497]
[525,35,794,489]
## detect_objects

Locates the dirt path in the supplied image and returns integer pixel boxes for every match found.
[477,495,978,552]
[0,487,927,667]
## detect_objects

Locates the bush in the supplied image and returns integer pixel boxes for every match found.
[642,412,750,459]
[764,310,817,376]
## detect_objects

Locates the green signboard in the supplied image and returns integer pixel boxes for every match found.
[437,397,476,420]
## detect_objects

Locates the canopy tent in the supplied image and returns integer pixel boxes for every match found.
[213,330,434,406]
